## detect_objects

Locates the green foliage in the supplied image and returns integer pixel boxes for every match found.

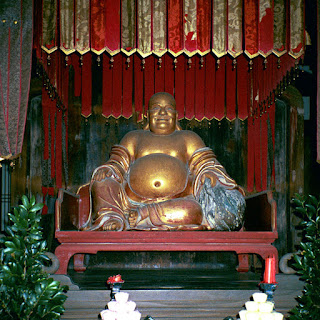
[289,194,320,320]
[0,195,68,320]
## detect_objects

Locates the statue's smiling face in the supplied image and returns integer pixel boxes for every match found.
[148,93,177,135]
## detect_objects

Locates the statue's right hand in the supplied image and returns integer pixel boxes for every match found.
[92,167,114,182]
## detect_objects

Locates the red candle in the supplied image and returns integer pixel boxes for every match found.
[264,256,276,283]
[272,256,277,283]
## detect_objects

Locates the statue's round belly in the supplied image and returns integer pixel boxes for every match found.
[128,154,188,199]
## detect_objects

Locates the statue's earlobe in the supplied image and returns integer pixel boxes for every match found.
[175,112,182,131]
[143,111,150,131]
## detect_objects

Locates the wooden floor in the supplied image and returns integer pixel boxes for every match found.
[54,270,304,320]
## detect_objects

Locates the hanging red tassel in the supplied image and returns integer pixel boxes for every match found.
[195,56,205,121]
[134,55,144,121]
[81,53,92,117]
[72,54,81,97]
[254,117,262,192]
[247,60,255,193]
[261,112,268,191]
[122,55,133,118]
[155,56,165,93]
[265,56,272,106]
[214,56,225,120]
[226,56,236,121]
[62,55,69,106]
[247,115,255,193]
[112,54,122,118]
[268,96,276,188]
[185,57,195,120]
[174,55,185,119]
[237,55,248,120]
[204,54,215,120]
[253,58,262,192]
[102,54,112,117]
[164,55,174,96]
[144,55,155,116]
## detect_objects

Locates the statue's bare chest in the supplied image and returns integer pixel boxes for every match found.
[134,133,187,162]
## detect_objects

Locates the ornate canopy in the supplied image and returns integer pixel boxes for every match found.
[1,0,306,194]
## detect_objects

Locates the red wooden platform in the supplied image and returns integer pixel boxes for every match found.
[54,189,278,275]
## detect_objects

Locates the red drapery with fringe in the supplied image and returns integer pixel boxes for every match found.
[0,0,33,160]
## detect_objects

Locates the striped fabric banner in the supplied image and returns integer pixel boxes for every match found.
[273,0,287,57]
[75,0,90,55]
[59,0,75,54]
[259,0,274,57]
[212,0,227,57]
[41,0,58,54]
[289,0,305,58]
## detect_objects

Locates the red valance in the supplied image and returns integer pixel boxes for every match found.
[37,0,305,60]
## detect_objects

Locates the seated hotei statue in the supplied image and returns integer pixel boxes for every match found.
[83,92,246,231]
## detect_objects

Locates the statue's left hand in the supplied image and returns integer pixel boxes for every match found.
[200,172,217,187]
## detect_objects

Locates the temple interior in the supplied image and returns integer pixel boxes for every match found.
[0,0,319,319]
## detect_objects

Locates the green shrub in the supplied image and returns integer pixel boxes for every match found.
[289,194,320,320]
[0,195,68,319]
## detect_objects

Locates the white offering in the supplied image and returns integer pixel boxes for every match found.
[258,301,274,313]
[246,311,261,320]
[107,301,118,312]
[115,292,129,303]
[272,311,284,320]
[100,309,117,320]
[245,301,259,312]
[130,310,142,320]
[123,300,137,313]
[116,313,128,320]
[238,309,247,320]
[116,310,141,320]
[236,293,284,320]
[252,292,268,303]
[101,292,141,320]
[260,312,275,320]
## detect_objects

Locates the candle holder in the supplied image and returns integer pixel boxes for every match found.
[109,282,123,300]
[106,274,125,301]
[259,282,278,302]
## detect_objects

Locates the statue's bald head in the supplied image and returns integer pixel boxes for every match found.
[148,92,176,110]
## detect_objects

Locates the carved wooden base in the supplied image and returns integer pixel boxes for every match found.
[54,231,278,275]
[73,254,86,273]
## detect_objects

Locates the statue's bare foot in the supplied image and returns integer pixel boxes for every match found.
[83,213,125,231]
[128,209,140,227]
[102,221,121,231]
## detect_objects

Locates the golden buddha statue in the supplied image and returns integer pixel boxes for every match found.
[83,92,245,231]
